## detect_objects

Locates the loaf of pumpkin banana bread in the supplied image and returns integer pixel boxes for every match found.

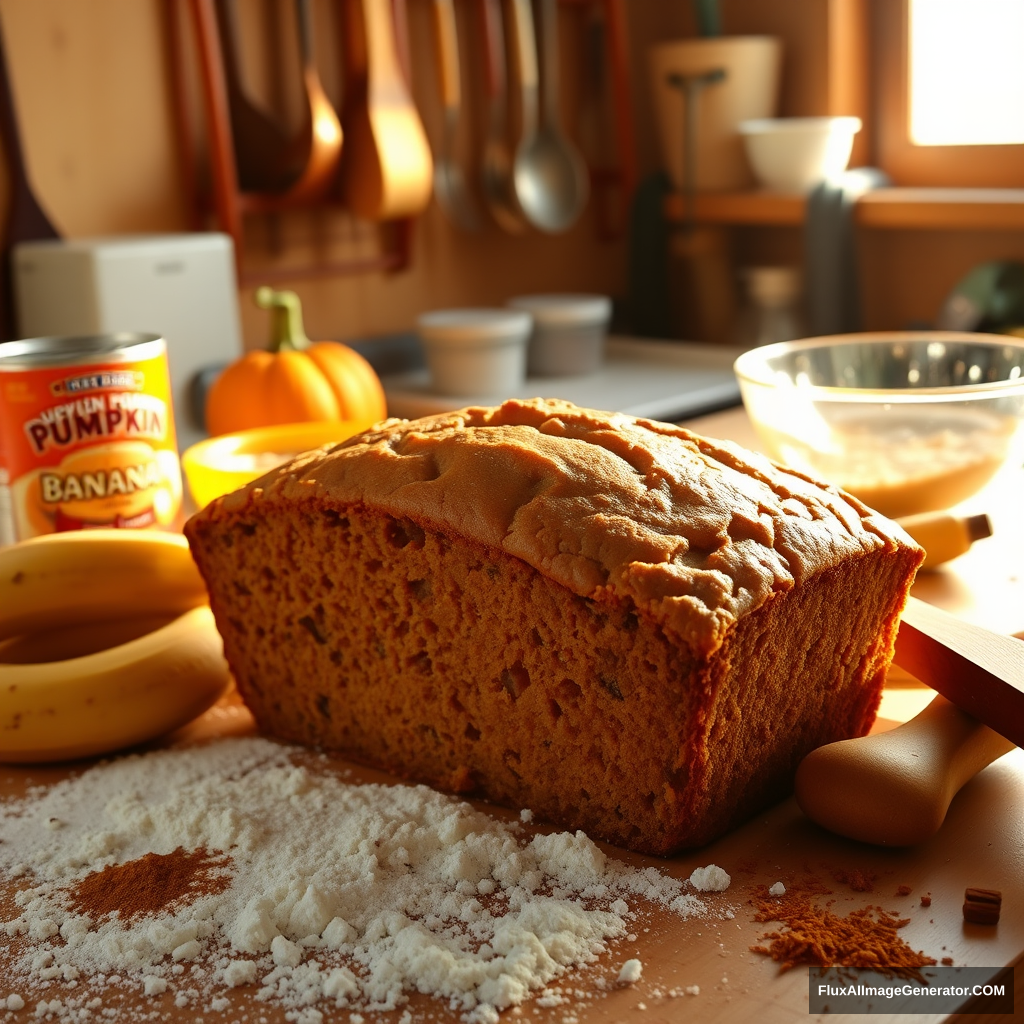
[185,399,923,855]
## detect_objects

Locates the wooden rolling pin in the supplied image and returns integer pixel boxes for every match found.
[795,598,1023,846]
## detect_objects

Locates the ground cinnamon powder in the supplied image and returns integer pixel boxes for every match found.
[68,847,231,922]
[832,868,875,892]
[751,891,938,983]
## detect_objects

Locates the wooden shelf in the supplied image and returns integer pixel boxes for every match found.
[665,187,1024,231]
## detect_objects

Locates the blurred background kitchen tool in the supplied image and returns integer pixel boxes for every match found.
[649,35,780,193]
[338,0,433,219]
[478,0,526,233]
[936,260,1024,334]
[508,0,541,225]
[430,0,481,231]
[512,0,588,233]
[0,11,60,341]
[213,0,301,193]
[281,0,343,204]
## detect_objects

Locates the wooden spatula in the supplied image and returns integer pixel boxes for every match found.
[795,597,1023,846]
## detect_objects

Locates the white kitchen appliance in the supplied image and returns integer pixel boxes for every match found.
[12,234,243,450]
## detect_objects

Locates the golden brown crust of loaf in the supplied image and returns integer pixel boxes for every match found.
[211,398,919,656]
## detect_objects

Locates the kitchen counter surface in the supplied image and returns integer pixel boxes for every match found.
[0,404,1021,1024]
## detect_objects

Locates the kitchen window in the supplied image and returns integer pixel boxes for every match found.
[875,0,1024,185]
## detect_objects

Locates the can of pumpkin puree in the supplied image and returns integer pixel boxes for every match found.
[0,333,183,544]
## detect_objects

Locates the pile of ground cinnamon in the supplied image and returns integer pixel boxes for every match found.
[751,891,937,982]
[832,868,875,892]
[68,847,231,923]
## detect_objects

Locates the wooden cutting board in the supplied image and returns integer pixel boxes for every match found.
[1,696,1020,1024]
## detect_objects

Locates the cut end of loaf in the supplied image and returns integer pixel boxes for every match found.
[187,493,920,856]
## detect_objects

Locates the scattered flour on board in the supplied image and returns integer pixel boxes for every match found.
[615,959,642,985]
[688,865,731,893]
[0,737,729,1023]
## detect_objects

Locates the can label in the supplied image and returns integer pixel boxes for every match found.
[0,340,182,541]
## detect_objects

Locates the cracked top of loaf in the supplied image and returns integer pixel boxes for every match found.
[206,398,918,656]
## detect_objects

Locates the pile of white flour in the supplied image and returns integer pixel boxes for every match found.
[0,738,721,1023]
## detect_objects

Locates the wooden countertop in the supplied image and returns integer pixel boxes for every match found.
[1,405,1021,1024]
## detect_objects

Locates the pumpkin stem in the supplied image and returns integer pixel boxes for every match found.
[255,287,311,352]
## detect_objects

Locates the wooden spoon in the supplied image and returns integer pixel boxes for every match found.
[338,0,433,220]
[277,0,343,205]
[796,597,1023,846]
[213,0,300,193]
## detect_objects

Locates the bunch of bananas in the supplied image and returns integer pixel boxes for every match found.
[0,530,231,763]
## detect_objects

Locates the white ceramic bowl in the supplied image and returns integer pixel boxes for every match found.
[738,116,862,191]
[417,309,532,397]
[507,294,612,377]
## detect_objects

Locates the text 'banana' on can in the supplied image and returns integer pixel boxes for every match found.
[0,333,183,544]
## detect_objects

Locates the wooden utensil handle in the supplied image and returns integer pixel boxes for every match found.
[896,595,1024,748]
[536,0,559,124]
[431,0,462,109]
[478,0,506,100]
[795,694,1014,846]
[507,0,538,135]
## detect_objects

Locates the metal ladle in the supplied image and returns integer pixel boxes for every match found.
[430,0,481,231]
[510,0,588,233]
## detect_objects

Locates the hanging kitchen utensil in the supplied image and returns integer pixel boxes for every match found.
[430,0,481,231]
[213,0,301,193]
[511,0,588,233]
[0,11,60,341]
[277,0,343,204]
[478,0,526,233]
[338,0,433,220]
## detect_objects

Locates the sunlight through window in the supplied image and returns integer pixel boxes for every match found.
[909,0,1024,146]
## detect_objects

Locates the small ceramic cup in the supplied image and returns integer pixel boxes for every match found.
[417,308,532,396]
[507,294,612,377]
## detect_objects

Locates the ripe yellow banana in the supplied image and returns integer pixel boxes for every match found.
[0,530,208,642]
[0,605,232,763]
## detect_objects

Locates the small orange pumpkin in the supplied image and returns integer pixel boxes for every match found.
[205,288,388,437]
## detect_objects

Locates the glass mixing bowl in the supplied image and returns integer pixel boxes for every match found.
[733,332,1024,518]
